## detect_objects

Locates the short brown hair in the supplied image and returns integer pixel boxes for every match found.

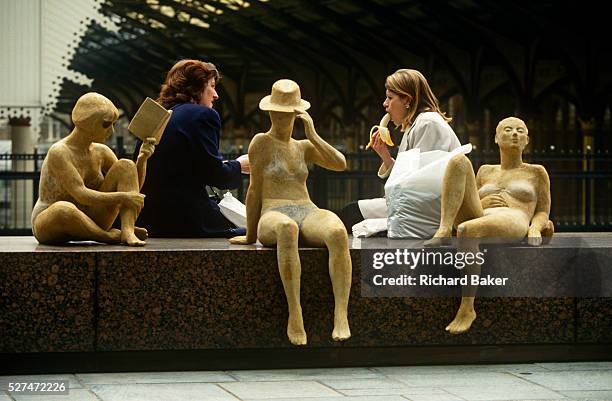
[385,69,451,130]
[72,92,118,132]
[157,59,220,109]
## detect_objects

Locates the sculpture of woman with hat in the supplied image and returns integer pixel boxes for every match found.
[230,79,352,345]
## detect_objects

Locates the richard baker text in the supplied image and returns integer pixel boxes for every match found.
[373,274,508,286]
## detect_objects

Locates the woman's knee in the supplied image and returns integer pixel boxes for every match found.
[448,154,471,174]
[116,158,136,169]
[276,219,299,240]
[115,158,137,175]
[325,224,348,245]
[258,216,299,246]
[108,159,137,179]
[457,221,481,239]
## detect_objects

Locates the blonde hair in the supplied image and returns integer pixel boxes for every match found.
[385,69,451,130]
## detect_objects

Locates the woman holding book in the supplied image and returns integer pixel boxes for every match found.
[134,59,249,237]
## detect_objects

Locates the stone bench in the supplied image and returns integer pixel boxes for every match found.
[1,234,611,373]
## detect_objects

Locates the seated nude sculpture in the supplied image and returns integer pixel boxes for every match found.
[426,117,554,334]
[230,79,352,345]
[32,92,156,246]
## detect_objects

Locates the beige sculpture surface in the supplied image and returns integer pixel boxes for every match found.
[426,117,554,334]
[32,92,156,246]
[230,79,352,345]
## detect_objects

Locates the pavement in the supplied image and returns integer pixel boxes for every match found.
[2,362,612,400]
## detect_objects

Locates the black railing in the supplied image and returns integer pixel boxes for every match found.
[1,150,611,235]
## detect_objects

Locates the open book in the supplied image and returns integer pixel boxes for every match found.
[128,97,172,144]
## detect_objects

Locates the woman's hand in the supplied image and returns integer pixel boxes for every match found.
[371,130,391,160]
[229,235,255,245]
[138,137,156,161]
[236,154,250,174]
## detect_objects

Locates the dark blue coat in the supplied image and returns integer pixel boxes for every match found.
[134,103,242,237]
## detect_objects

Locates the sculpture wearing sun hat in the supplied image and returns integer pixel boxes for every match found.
[230,79,352,346]
[259,79,311,112]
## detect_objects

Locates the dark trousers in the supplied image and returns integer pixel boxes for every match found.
[337,201,364,233]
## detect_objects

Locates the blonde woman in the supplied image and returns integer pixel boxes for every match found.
[339,69,461,233]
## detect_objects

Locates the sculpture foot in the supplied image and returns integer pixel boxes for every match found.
[332,315,351,342]
[122,231,146,247]
[134,226,148,241]
[287,329,307,346]
[541,220,554,244]
[424,228,453,247]
[287,313,307,345]
[445,307,476,335]
[106,228,122,244]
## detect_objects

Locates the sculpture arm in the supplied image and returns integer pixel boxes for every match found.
[243,176,262,244]
[475,164,488,190]
[528,165,552,245]
[229,134,265,245]
[47,149,129,208]
[296,110,346,171]
[135,138,156,190]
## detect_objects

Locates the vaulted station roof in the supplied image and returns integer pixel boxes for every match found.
[57,0,611,138]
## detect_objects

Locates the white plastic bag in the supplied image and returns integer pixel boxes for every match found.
[218,192,247,228]
[352,218,388,238]
[384,144,472,238]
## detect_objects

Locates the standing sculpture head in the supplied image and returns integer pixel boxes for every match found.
[72,92,119,142]
[495,117,529,153]
[259,79,310,113]
[157,59,220,109]
[384,69,450,130]
[259,79,311,126]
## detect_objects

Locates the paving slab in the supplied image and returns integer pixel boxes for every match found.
[90,383,239,401]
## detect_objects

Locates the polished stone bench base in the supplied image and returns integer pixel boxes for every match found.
[1,234,611,372]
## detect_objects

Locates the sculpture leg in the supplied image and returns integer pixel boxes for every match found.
[33,201,121,244]
[447,235,480,335]
[426,154,484,246]
[85,159,144,246]
[258,211,306,345]
[446,211,530,334]
[301,210,352,341]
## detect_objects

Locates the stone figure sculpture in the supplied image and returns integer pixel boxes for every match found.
[426,117,554,334]
[230,79,352,345]
[32,92,156,246]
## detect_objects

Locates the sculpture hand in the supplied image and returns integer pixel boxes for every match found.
[122,192,145,212]
[295,109,315,138]
[527,227,543,246]
[229,235,255,245]
[138,137,156,161]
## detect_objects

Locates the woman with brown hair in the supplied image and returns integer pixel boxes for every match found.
[134,59,249,237]
[339,68,461,234]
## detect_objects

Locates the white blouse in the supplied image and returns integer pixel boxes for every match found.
[377,111,461,178]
